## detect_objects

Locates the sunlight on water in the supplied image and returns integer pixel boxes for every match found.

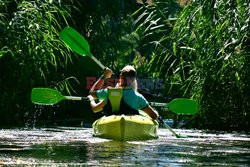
[0,128,249,166]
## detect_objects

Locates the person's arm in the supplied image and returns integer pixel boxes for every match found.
[89,68,112,98]
[137,93,159,120]
[143,105,159,120]
[87,95,106,113]
[88,68,112,113]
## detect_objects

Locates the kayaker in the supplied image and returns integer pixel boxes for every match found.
[87,65,159,120]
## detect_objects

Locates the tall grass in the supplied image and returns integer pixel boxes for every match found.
[71,0,141,70]
[1,0,248,129]
[0,0,145,126]
[0,0,74,126]
[133,0,250,130]
[0,0,142,126]
[131,0,182,94]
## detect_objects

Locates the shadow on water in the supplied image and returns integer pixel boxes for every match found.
[0,142,88,162]
[0,128,250,166]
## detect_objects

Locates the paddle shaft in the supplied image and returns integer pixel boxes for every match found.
[158,117,183,138]
[90,53,105,70]
[65,96,88,101]
[149,102,167,107]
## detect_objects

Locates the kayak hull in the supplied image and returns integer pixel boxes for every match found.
[92,114,158,141]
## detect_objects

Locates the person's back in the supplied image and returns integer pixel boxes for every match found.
[96,88,149,110]
[88,65,159,120]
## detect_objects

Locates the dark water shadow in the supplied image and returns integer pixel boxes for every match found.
[0,142,89,163]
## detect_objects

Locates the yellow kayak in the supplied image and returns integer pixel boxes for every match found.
[92,114,158,141]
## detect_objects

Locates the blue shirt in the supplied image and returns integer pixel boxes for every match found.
[96,89,149,110]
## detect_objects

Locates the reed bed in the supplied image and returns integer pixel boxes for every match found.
[133,0,250,130]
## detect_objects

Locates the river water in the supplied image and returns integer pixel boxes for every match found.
[0,127,249,166]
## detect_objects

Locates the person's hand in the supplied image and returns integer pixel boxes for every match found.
[103,68,112,79]
[87,95,94,102]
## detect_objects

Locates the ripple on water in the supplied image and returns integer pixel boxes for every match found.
[0,128,250,166]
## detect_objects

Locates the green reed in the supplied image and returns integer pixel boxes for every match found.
[0,0,74,126]
[133,0,250,130]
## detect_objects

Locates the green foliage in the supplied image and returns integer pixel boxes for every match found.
[0,0,74,126]
[1,0,249,130]
[70,0,141,70]
[131,0,182,89]
[0,0,142,126]
[133,0,250,130]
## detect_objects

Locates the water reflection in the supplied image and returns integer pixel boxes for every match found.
[0,128,249,166]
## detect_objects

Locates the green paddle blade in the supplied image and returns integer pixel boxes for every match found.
[168,98,198,114]
[60,27,90,56]
[31,88,65,105]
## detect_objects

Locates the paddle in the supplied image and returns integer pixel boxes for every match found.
[32,88,198,114]
[59,26,105,70]
[31,88,88,105]
[150,99,198,138]
[149,99,198,115]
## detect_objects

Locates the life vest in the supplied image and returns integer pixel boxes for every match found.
[102,88,139,116]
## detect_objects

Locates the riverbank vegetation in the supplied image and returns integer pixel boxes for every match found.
[0,0,249,131]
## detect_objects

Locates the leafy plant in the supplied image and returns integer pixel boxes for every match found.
[133,0,250,130]
[0,0,74,126]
